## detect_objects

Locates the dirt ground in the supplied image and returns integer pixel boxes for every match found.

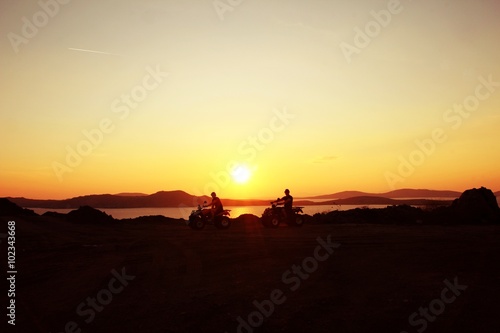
[4,215,500,333]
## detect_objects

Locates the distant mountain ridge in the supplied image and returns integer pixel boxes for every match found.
[114,192,148,197]
[8,191,210,209]
[301,189,463,200]
[301,196,453,206]
[5,189,497,209]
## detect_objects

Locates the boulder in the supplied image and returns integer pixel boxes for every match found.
[66,206,115,224]
[234,214,260,224]
[451,187,499,223]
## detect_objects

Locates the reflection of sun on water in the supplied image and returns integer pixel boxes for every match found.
[232,165,251,184]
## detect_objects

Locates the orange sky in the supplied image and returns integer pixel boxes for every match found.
[1,0,500,200]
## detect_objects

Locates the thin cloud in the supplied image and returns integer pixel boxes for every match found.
[68,48,125,57]
[311,155,339,164]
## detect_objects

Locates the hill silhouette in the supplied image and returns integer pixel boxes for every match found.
[66,205,115,224]
[6,188,496,209]
[0,198,37,216]
[8,190,210,209]
[314,196,452,206]
[114,192,148,196]
[302,189,462,200]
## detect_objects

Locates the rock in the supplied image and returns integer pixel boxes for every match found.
[42,211,67,219]
[66,206,115,224]
[234,214,260,224]
[0,198,37,217]
[121,215,181,224]
[451,187,500,223]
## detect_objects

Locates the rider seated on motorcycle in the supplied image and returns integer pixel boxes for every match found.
[204,192,224,220]
[276,189,293,221]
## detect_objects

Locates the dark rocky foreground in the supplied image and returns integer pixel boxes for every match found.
[1,187,499,333]
[309,187,499,225]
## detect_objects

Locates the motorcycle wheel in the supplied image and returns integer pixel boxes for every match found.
[294,215,304,227]
[215,216,231,229]
[189,216,205,230]
[269,216,280,228]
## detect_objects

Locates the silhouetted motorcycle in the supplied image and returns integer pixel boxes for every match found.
[187,202,231,230]
[261,199,304,228]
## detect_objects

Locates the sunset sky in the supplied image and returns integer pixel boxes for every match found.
[1,0,500,200]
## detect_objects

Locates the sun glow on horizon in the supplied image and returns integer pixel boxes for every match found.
[231,165,252,184]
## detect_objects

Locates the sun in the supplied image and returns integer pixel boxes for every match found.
[231,165,252,184]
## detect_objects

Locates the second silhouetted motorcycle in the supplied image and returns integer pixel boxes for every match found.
[261,199,304,228]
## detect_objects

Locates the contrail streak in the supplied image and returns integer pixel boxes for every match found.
[68,47,124,57]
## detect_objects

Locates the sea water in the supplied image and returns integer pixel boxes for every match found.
[30,204,392,220]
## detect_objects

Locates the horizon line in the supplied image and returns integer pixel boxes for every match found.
[4,187,499,201]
